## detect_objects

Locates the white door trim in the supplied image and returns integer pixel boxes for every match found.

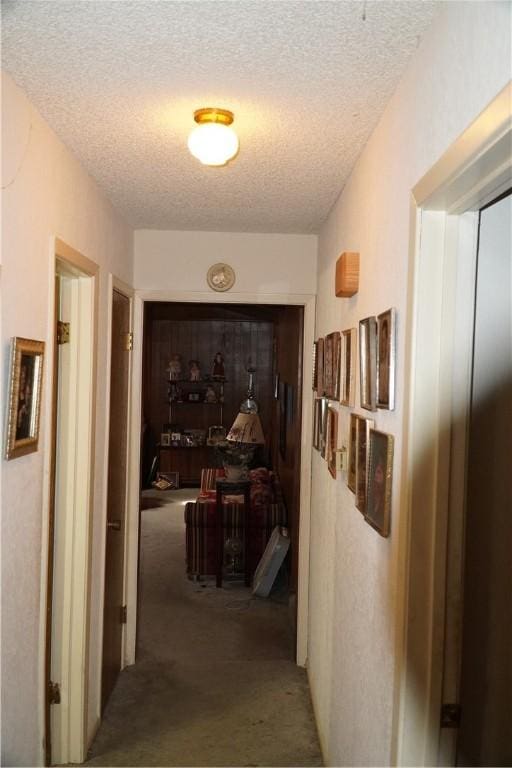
[124,289,316,668]
[392,83,512,766]
[48,239,99,765]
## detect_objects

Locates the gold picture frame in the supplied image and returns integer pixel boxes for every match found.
[347,413,358,492]
[365,429,394,537]
[340,328,356,406]
[377,308,396,410]
[326,406,339,479]
[359,316,377,411]
[5,337,45,460]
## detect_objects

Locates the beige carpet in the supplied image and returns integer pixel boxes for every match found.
[85,488,323,767]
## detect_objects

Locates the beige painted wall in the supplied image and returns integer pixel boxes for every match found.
[134,229,317,295]
[1,71,133,766]
[307,3,512,765]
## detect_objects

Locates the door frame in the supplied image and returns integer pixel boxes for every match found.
[392,83,512,766]
[124,289,316,668]
[44,238,99,765]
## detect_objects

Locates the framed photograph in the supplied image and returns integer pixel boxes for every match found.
[5,337,45,460]
[324,333,334,398]
[377,308,396,410]
[159,471,180,490]
[313,398,322,451]
[160,432,171,446]
[316,338,324,397]
[359,316,377,411]
[365,429,394,537]
[319,397,329,459]
[324,332,341,400]
[355,415,374,514]
[340,328,356,406]
[312,342,318,391]
[347,413,358,491]
[326,406,339,479]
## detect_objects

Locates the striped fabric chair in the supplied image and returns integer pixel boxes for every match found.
[184,468,287,580]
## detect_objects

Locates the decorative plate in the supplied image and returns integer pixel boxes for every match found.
[206,263,236,292]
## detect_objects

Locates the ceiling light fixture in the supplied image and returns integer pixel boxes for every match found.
[187,107,239,167]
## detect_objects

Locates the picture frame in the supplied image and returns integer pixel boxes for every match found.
[313,398,322,451]
[5,337,45,460]
[316,338,324,397]
[160,432,171,446]
[365,429,394,537]
[319,397,329,459]
[340,328,356,406]
[347,413,358,491]
[326,406,339,479]
[323,333,334,398]
[324,331,341,400]
[355,415,374,514]
[312,342,318,391]
[377,308,396,410]
[359,316,377,411]
[158,471,180,490]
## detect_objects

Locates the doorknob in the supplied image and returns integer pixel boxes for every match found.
[107,520,121,531]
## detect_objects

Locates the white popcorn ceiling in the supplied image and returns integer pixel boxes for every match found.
[1,0,439,234]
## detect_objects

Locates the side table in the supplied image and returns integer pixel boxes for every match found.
[215,479,251,588]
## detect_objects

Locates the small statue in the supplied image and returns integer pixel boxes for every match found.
[212,352,225,379]
[189,359,201,381]
[167,354,182,381]
[204,385,217,403]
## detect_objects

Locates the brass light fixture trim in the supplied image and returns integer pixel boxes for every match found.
[193,108,234,126]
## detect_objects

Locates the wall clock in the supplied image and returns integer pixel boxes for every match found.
[206,263,236,292]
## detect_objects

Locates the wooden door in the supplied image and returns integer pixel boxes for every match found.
[102,289,131,711]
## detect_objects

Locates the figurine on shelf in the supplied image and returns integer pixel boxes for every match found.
[204,385,217,403]
[189,359,201,381]
[212,352,225,379]
[167,354,182,381]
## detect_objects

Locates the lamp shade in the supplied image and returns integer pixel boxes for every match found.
[188,108,239,167]
[226,412,265,445]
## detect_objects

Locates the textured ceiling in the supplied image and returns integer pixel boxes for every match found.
[1,0,439,234]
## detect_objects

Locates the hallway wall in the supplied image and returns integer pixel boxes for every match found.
[308,3,511,766]
[134,229,317,296]
[1,71,133,766]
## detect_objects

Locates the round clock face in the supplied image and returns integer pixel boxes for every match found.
[207,263,236,292]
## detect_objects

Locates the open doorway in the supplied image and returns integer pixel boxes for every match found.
[84,299,322,766]
[139,301,304,626]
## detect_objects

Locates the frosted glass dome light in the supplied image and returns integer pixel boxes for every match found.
[188,108,239,167]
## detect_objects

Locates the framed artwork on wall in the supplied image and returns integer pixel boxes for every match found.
[347,413,358,492]
[340,328,356,406]
[316,338,324,397]
[365,429,394,537]
[326,406,339,479]
[359,316,377,411]
[324,333,334,398]
[5,337,45,460]
[355,415,374,514]
[312,341,318,391]
[377,308,396,410]
[319,397,329,459]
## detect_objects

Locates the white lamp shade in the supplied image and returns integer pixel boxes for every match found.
[188,123,239,166]
[226,412,265,445]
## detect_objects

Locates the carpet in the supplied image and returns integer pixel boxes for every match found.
[85,488,323,767]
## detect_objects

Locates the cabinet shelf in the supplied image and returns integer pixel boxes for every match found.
[168,379,227,384]
[168,401,224,406]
